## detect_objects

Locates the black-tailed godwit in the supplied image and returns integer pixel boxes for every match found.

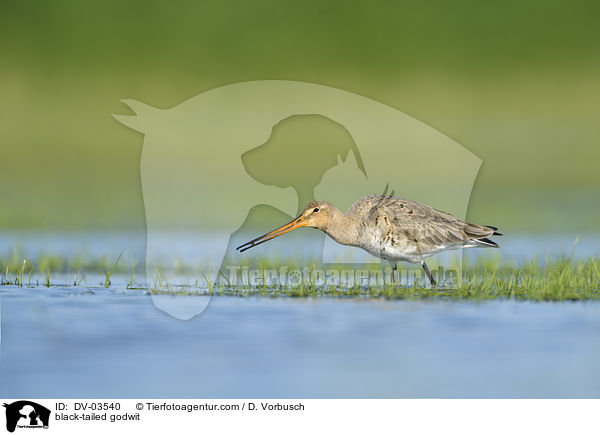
[237,194,502,285]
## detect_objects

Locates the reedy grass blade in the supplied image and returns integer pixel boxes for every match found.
[127,255,136,289]
[104,250,124,289]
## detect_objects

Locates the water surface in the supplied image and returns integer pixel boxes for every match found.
[0,232,598,398]
[1,284,599,398]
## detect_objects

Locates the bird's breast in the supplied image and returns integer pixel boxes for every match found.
[357,231,423,263]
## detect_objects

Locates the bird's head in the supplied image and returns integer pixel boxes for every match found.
[298,201,334,230]
[236,200,335,252]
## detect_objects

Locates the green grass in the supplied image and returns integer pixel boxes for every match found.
[103,249,124,288]
[1,251,599,301]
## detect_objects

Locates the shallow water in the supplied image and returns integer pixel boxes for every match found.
[1,284,600,398]
[0,232,599,398]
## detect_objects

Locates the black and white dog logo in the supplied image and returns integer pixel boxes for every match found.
[3,401,50,433]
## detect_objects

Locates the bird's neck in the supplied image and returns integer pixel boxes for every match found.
[323,208,358,247]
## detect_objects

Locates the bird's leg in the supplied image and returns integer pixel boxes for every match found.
[421,261,436,286]
[392,262,399,286]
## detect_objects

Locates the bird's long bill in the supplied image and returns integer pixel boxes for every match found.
[236,215,307,253]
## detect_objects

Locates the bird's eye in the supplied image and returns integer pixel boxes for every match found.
[313,207,319,213]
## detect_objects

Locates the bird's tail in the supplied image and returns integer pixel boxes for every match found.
[463,223,502,248]
[484,225,503,236]
[474,237,499,248]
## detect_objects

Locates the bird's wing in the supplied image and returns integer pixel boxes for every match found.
[359,195,494,253]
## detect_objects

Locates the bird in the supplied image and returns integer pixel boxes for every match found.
[236,194,502,285]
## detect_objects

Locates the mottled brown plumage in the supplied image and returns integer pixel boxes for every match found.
[237,194,501,285]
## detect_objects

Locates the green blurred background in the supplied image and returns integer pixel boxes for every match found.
[1,0,598,232]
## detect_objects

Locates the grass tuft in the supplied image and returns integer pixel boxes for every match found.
[0,250,599,301]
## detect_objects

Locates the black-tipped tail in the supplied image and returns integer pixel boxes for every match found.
[476,237,500,248]
[485,225,503,236]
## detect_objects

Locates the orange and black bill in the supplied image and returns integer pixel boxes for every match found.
[236,215,307,253]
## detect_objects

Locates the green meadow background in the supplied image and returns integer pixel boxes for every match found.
[1,0,598,232]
